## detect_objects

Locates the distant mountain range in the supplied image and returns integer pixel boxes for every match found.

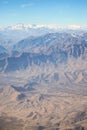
[1,24,87,31]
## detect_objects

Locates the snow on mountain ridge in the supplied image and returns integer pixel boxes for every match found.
[0,24,87,31]
[67,25,81,30]
[7,24,62,30]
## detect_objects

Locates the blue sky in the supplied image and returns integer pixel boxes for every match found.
[0,0,87,26]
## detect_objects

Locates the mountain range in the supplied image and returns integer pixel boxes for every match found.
[0,26,87,130]
[0,32,87,72]
[0,24,87,51]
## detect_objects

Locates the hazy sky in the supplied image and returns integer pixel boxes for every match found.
[0,0,87,26]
